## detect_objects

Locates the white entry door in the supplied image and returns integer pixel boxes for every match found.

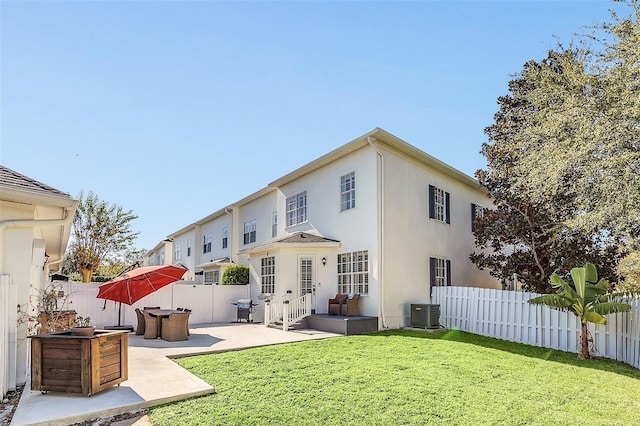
[299,256,315,312]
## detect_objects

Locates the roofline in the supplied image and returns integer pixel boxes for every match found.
[0,186,77,209]
[239,240,341,256]
[269,127,480,189]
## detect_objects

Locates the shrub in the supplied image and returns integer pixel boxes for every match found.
[222,265,249,285]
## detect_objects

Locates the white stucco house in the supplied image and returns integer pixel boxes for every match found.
[0,166,77,394]
[145,128,499,330]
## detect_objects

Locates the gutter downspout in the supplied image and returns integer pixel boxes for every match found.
[367,136,388,329]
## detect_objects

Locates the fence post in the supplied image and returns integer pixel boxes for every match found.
[283,301,290,331]
[264,299,271,327]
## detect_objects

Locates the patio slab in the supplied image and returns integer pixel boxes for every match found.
[11,323,341,425]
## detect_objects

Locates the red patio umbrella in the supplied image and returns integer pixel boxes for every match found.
[97,264,187,327]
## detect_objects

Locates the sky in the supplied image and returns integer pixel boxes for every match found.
[1,0,630,251]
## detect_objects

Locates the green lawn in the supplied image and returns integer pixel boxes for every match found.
[149,330,640,425]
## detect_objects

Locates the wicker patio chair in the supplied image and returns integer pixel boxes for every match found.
[134,308,145,335]
[341,294,361,316]
[328,294,348,315]
[143,310,159,339]
[183,309,192,335]
[161,312,190,341]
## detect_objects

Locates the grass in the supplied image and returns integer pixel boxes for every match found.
[149,330,640,425]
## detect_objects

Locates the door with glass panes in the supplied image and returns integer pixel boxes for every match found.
[299,256,315,312]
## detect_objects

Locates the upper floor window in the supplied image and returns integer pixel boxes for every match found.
[174,243,181,261]
[272,211,278,238]
[203,233,212,253]
[244,220,256,245]
[222,227,228,249]
[261,256,276,294]
[286,191,307,226]
[187,239,192,257]
[337,250,369,295]
[430,257,451,287]
[340,172,356,211]
[429,185,450,224]
[471,203,484,232]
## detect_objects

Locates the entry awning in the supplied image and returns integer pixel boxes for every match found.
[239,231,341,255]
[195,257,233,270]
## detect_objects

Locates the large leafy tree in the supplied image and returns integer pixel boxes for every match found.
[69,191,139,282]
[471,51,624,293]
[529,263,631,359]
[509,0,640,285]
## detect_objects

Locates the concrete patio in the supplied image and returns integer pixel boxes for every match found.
[11,323,341,425]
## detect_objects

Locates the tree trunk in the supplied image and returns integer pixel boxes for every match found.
[80,267,94,283]
[579,321,590,359]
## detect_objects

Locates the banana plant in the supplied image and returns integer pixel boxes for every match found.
[528,263,631,359]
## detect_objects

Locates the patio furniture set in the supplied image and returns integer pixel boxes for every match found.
[135,307,192,341]
[328,294,360,316]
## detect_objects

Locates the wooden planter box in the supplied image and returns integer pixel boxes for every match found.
[29,330,128,396]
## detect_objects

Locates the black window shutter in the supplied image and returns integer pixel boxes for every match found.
[471,203,477,232]
[429,257,436,287]
[445,191,451,224]
[428,185,435,219]
[446,260,451,286]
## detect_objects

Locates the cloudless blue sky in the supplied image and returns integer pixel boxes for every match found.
[1,1,629,251]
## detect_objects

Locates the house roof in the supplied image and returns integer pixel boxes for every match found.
[239,232,341,255]
[0,165,69,197]
[269,127,481,189]
[0,165,75,208]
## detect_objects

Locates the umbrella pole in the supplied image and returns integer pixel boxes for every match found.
[118,302,122,326]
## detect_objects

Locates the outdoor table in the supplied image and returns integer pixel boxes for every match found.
[146,309,182,338]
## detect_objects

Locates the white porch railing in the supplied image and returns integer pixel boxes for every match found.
[282,294,312,331]
[264,293,312,331]
[263,293,290,327]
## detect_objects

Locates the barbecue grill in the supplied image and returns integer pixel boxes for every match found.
[233,299,257,323]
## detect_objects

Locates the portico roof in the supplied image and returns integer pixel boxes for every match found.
[239,232,341,255]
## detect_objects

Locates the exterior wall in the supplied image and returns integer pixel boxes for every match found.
[171,229,198,281]
[379,144,498,328]
[0,202,58,388]
[273,146,379,316]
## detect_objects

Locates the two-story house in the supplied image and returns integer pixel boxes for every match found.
[146,128,499,329]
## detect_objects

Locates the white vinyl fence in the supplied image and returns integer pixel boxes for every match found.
[432,286,640,369]
[51,281,251,329]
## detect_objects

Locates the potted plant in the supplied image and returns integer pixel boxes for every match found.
[71,316,95,336]
[36,284,76,334]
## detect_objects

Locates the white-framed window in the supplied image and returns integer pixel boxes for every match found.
[471,203,484,232]
[340,171,356,211]
[429,185,450,224]
[430,257,451,287]
[244,220,256,245]
[187,239,192,257]
[261,256,276,294]
[204,270,219,285]
[174,243,181,261]
[222,227,228,249]
[286,191,307,226]
[272,211,278,238]
[337,250,369,295]
[203,233,212,253]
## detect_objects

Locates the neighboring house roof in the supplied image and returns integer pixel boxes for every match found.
[239,232,341,255]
